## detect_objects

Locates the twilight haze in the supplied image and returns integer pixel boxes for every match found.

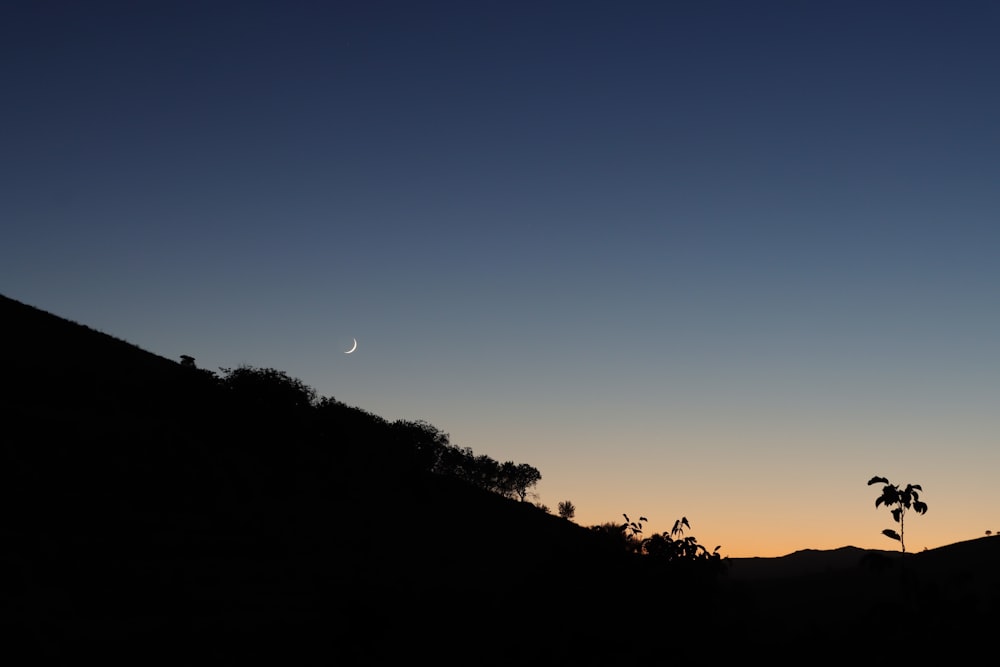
[3,1,999,557]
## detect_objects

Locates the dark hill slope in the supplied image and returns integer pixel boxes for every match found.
[0,294,653,663]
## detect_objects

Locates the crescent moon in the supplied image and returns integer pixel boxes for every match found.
[344,338,358,354]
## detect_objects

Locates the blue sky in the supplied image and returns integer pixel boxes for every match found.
[4,1,1000,556]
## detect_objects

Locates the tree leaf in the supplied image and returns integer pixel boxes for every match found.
[913,501,928,514]
[868,476,889,486]
[891,508,902,523]
[882,529,901,541]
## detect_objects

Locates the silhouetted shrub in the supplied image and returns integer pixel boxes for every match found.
[219,365,318,411]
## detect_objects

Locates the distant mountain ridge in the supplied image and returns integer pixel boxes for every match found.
[728,535,1000,581]
[725,545,890,580]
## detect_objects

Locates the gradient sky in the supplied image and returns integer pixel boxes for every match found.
[4,1,999,557]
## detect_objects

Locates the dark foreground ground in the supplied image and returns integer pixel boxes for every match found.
[3,293,997,663]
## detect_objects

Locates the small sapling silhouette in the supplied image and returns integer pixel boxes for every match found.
[620,514,648,553]
[867,475,928,554]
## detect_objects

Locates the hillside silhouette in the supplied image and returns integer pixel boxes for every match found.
[3,293,998,662]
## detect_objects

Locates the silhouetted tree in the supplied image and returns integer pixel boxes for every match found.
[496,460,519,497]
[868,475,928,554]
[558,500,576,520]
[508,462,541,501]
[467,454,501,492]
[391,419,450,471]
[219,365,318,411]
[435,444,475,480]
[389,432,543,504]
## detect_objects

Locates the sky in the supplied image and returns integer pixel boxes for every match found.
[3,1,999,558]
